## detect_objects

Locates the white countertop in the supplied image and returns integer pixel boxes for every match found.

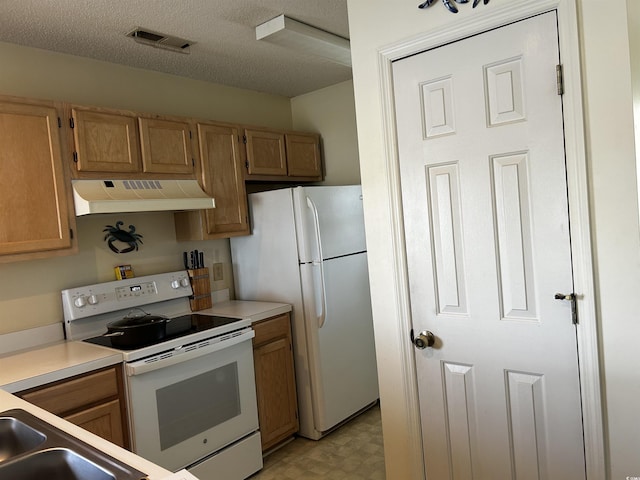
[0,341,123,393]
[0,300,292,394]
[0,299,291,480]
[0,389,173,479]
[199,299,292,323]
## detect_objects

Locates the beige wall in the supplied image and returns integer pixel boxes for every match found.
[347,0,640,478]
[291,80,361,185]
[0,41,295,335]
[0,42,360,337]
[0,42,293,127]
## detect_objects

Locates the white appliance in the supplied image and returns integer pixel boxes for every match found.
[62,271,262,479]
[230,185,379,440]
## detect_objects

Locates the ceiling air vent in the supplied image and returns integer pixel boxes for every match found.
[127,27,194,54]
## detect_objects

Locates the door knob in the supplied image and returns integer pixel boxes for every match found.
[411,330,435,349]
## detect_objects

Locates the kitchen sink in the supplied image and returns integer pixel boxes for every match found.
[0,448,116,480]
[0,417,46,461]
[0,409,146,480]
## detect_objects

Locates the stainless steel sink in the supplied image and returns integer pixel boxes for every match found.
[0,409,146,480]
[0,417,46,462]
[0,448,116,480]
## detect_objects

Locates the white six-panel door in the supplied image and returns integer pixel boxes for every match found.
[393,12,586,480]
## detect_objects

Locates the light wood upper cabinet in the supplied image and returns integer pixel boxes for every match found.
[244,128,323,181]
[69,106,195,178]
[175,122,249,240]
[138,117,194,175]
[71,108,141,173]
[0,99,75,258]
[252,313,299,452]
[285,133,322,177]
[244,128,287,176]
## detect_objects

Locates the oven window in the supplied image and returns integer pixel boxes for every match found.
[156,361,241,450]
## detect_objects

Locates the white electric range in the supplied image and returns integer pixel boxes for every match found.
[62,270,263,480]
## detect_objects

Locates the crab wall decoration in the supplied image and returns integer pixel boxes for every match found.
[418,0,489,14]
[103,221,144,254]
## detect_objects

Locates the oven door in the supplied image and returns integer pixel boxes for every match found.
[125,329,259,472]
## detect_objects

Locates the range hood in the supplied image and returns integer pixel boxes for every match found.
[72,179,215,216]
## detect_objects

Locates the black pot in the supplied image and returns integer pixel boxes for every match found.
[104,314,169,348]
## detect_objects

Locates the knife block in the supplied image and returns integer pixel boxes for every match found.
[188,268,212,311]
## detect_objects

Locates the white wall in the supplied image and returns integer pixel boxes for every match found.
[291,80,361,185]
[580,1,640,477]
[347,0,640,478]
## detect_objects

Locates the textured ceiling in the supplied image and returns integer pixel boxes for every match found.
[0,0,351,98]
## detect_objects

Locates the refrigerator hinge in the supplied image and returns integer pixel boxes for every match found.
[556,64,564,96]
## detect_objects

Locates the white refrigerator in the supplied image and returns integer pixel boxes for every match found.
[230,185,379,440]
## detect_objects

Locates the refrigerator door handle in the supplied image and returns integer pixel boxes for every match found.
[307,196,327,328]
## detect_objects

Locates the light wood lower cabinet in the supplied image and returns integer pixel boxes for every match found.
[17,365,129,449]
[252,313,299,452]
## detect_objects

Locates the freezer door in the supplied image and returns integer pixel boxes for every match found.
[293,185,367,263]
[300,251,379,432]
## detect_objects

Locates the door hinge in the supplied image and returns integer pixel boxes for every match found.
[245,160,249,169]
[69,117,75,128]
[70,228,74,240]
[242,135,247,144]
[57,117,62,128]
[556,64,564,96]
[72,151,78,163]
[192,157,195,166]
[189,130,192,139]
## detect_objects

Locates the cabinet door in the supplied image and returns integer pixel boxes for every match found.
[71,108,141,173]
[244,128,287,176]
[65,399,126,448]
[253,314,299,451]
[285,133,322,179]
[139,117,194,175]
[0,101,72,255]
[199,123,249,236]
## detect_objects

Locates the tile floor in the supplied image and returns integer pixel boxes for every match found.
[251,404,385,480]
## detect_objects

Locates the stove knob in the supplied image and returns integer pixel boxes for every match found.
[170,280,180,289]
[74,295,87,308]
[180,277,190,288]
[88,294,99,305]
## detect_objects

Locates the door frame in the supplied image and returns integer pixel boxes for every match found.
[375,0,605,478]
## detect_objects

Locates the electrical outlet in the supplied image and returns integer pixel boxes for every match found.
[213,263,223,281]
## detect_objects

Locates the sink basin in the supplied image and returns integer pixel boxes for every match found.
[0,448,115,480]
[0,409,146,480]
[0,417,46,462]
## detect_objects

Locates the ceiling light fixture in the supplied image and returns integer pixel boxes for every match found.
[256,15,351,67]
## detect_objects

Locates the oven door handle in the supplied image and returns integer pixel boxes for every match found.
[125,329,255,376]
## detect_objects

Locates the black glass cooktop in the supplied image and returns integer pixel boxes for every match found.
[83,314,242,351]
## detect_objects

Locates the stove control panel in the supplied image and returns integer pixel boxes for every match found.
[62,270,193,321]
